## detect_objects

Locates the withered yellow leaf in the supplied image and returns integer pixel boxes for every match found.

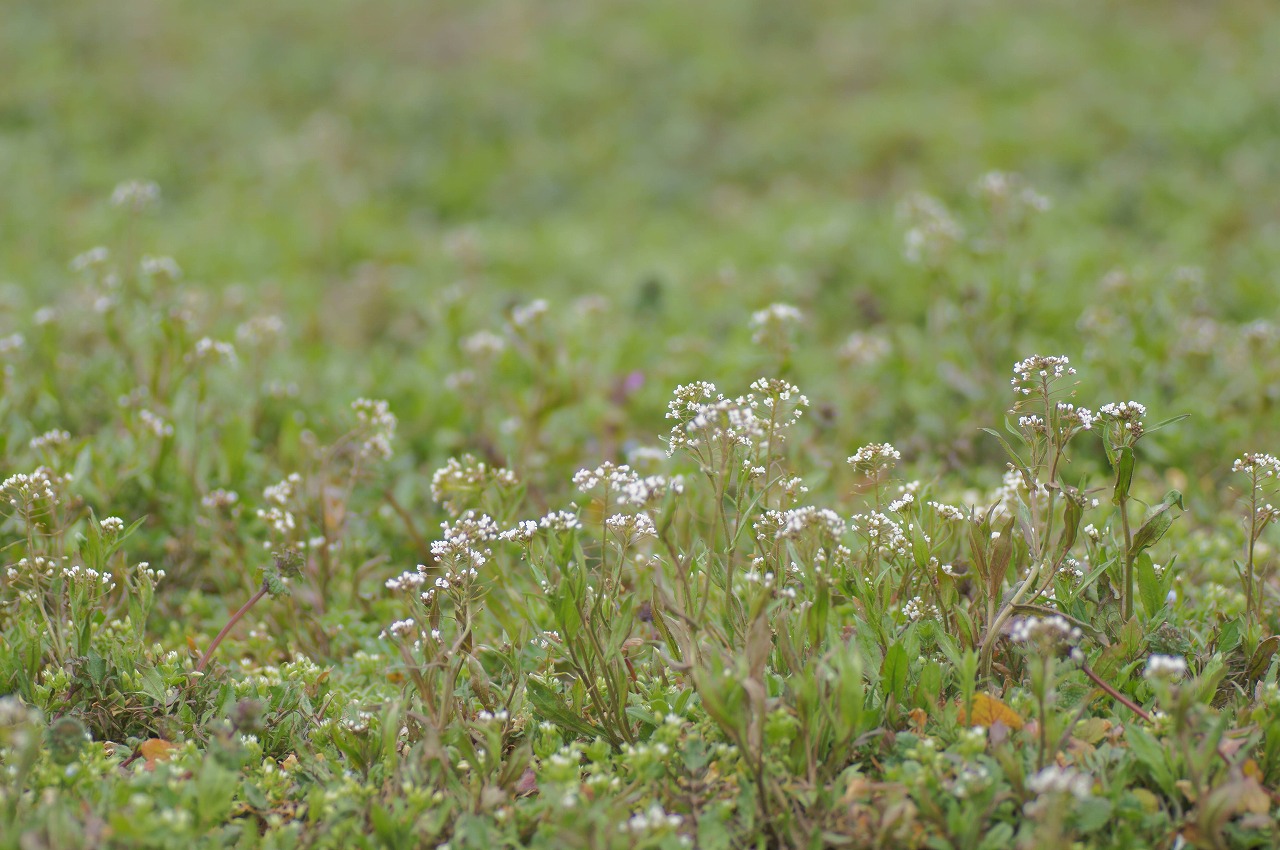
[959,693,1025,730]
[139,738,178,768]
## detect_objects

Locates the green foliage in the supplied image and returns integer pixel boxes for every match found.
[3,1,1280,848]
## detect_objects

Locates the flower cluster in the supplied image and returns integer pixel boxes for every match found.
[3,467,72,509]
[257,473,302,540]
[773,506,847,540]
[665,380,808,457]
[202,489,240,510]
[853,512,909,557]
[1143,654,1188,681]
[138,409,174,438]
[1233,453,1280,476]
[187,337,238,365]
[1008,615,1082,657]
[140,255,181,280]
[749,303,803,346]
[236,314,286,346]
[110,179,160,211]
[899,193,963,265]
[972,171,1052,218]
[605,512,657,542]
[901,596,940,621]
[1098,400,1146,438]
[1026,766,1092,800]
[29,429,70,452]
[1010,355,1075,395]
[429,455,519,516]
[847,442,900,475]
[351,398,397,461]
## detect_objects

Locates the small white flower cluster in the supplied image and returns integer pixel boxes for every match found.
[972,171,1052,216]
[1058,557,1086,583]
[606,512,657,541]
[952,764,991,800]
[461,329,507,358]
[385,566,428,592]
[63,564,116,590]
[499,520,539,544]
[71,246,110,272]
[901,596,939,622]
[1143,654,1188,681]
[342,710,377,734]
[1011,354,1075,394]
[617,474,683,507]
[382,618,418,640]
[1056,402,1094,432]
[0,695,37,727]
[1008,615,1082,650]
[1026,766,1091,800]
[899,193,963,265]
[425,512,499,592]
[3,467,72,506]
[257,473,302,539]
[29,430,70,452]
[1017,414,1047,435]
[928,501,967,522]
[202,489,239,510]
[888,492,915,513]
[1233,453,1280,476]
[664,380,808,456]
[136,561,165,587]
[620,803,682,835]
[187,337,237,365]
[138,410,174,438]
[110,179,160,211]
[429,455,519,516]
[847,442,900,475]
[351,398,397,461]
[749,303,803,345]
[1098,400,1146,435]
[530,630,561,650]
[573,462,637,493]
[100,516,125,535]
[140,255,181,280]
[855,512,909,557]
[538,510,582,532]
[773,506,847,540]
[236,315,286,346]
[839,331,890,366]
[511,299,549,329]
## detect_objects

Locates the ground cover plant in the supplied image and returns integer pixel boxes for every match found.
[3,1,1280,848]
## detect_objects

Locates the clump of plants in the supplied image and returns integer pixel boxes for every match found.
[1,180,1279,850]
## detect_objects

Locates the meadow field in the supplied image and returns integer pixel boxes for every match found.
[3,1,1280,847]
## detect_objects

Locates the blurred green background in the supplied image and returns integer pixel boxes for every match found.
[3,0,1280,503]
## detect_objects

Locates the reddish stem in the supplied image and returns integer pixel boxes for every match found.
[194,583,269,674]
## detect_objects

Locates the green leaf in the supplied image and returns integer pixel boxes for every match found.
[1112,446,1134,505]
[980,427,1034,488]
[1246,636,1279,684]
[881,642,909,702]
[987,517,1016,603]
[526,677,610,742]
[1056,494,1083,558]
[1125,725,1176,797]
[1135,553,1164,617]
[1128,492,1181,559]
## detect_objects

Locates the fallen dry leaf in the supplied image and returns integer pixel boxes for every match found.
[959,693,1025,731]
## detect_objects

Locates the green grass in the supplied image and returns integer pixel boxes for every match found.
[2,1,1280,847]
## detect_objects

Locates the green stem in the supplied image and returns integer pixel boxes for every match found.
[1119,496,1134,620]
